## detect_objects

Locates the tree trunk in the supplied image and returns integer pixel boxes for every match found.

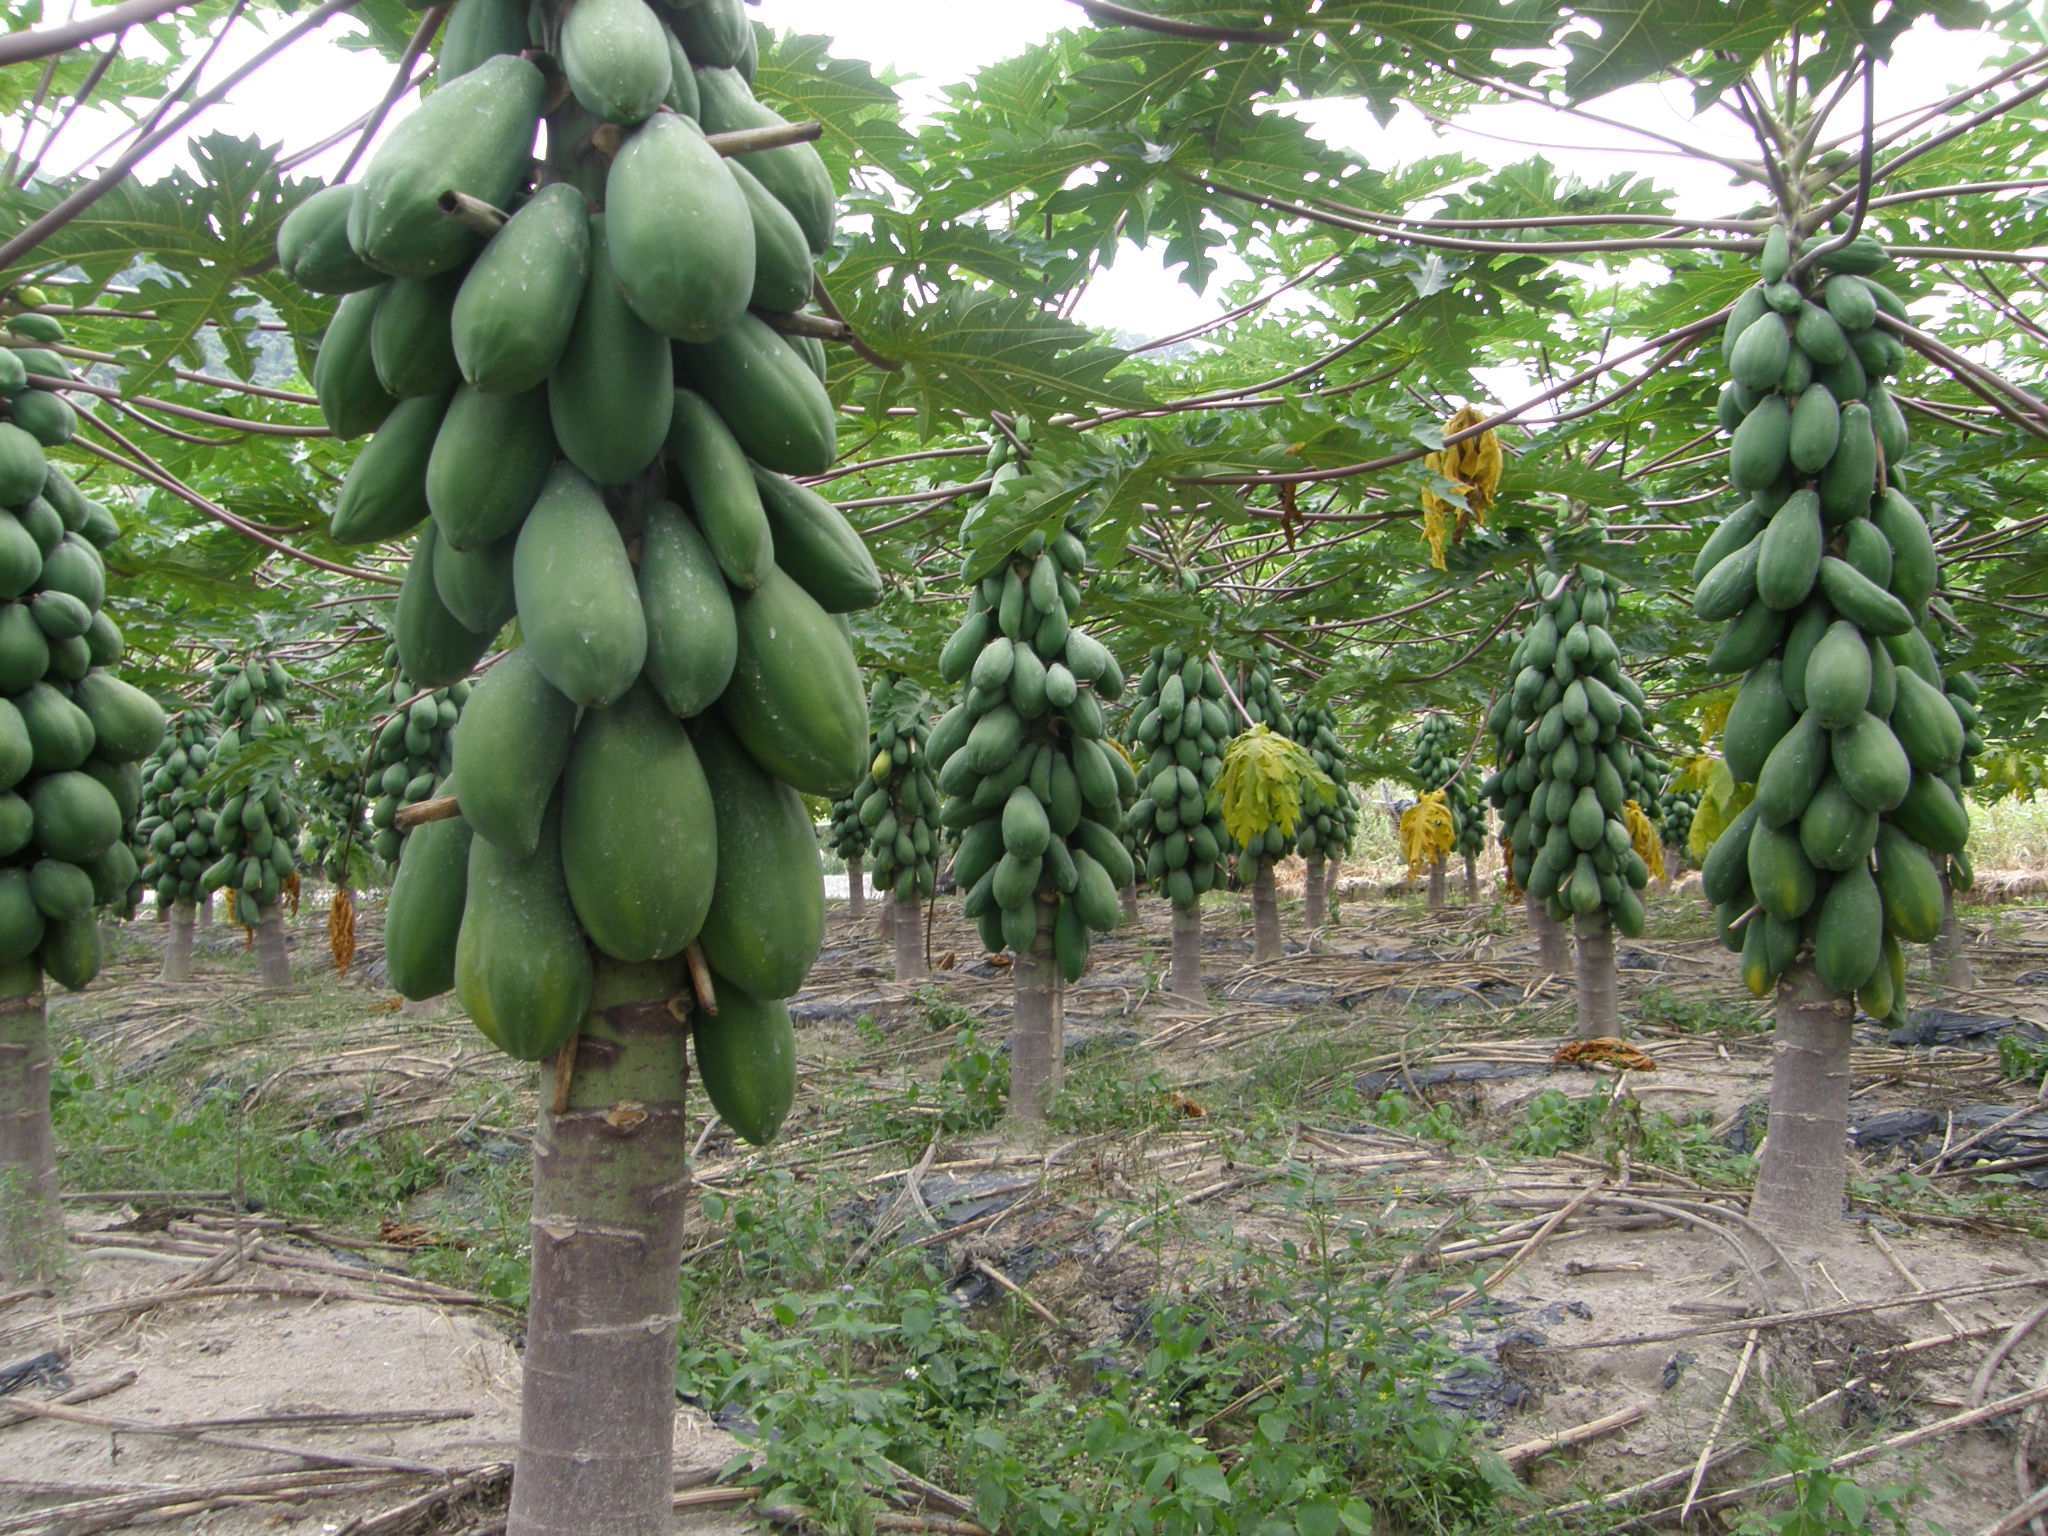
[508,974,690,1536]
[876,892,894,943]
[845,856,865,922]
[1464,852,1478,903]
[1935,873,1975,990]
[892,894,925,982]
[1527,891,1569,975]
[1009,902,1062,1125]
[1427,858,1446,913]
[1252,858,1282,961]
[1572,912,1619,1040]
[1660,844,1680,890]
[1170,901,1203,1002]
[1324,857,1341,924]
[1749,964,1855,1248]
[0,988,61,1285]
[1304,855,1327,928]
[196,895,211,929]
[1120,881,1139,925]
[254,903,291,987]
[161,900,194,982]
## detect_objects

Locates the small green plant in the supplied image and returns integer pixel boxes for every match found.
[1636,985,1771,1036]
[1998,1033,2048,1083]
[1370,1089,1466,1146]
[1507,1088,1753,1185]
[1732,1426,1916,1534]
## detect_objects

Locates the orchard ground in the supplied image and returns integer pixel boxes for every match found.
[6,835,2048,1535]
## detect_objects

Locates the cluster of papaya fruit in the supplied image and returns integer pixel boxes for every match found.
[1288,704,1358,862]
[0,304,94,466]
[1698,229,1966,1014]
[823,788,869,877]
[366,645,465,866]
[1660,783,1701,856]
[1409,713,1483,865]
[1483,565,1656,936]
[297,761,368,886]
[294,0,876,1148]
[933,444,1131,981]
[1124,645,1232,910]
[1233,654,1295,878]
[137,714,218,912]
[849,677,939,905]
[0,425,161,990]
[197,658,300,923]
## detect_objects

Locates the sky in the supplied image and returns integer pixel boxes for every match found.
[40,2,2011,345]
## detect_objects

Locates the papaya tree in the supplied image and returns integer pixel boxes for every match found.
[1289,702,1356,928]
[824,787,870,922]
[1407,713,1466,911]
[1932,657,1988,988]
[281,5,886,1526]
[1699,215,1968,1247]
[1484,560,1654,1038]
[136,710,218,982]
[1234,651,1296,960]
[199,655,301,986]
[931,429,1131,1122]
[365,639,464,868]
[1217,722,1332,966]
[851,675,939,981]
[0,331,165,1281]
[1126,643,1233,999]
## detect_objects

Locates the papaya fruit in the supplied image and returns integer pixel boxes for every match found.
[717,565,867,797]
[691,715,824,1001]
[674,0,749,65]
[1831,712,1911,813]
[548,215,673,486]
[424,384,554,551]
[1756,489,1822,610]
[313,286,398,440]
[1814,865,1882,995]
[451,646,578,856]
[1724,659,1794,784]
[638,500,739,720]
[1706,601,1787,675]
[450,182,591,394]
[512,464,647,708]
[1874,824,1943,943]
[752,467,882,613]
[370,272,464,399]
[1754,709,1827,827]
[17,683,92,773]
[349,53,545,279]
[674,314,837,476]
[606,113,754,341]
[731,159,814,314]
[386,777,471,999]
[277,185,382,295]
[71,671,163,764]
[330,390,446,544]
[560,0,671,125]
[1805,620,1872,730]
[1887,769,1969,855]
[1890,668,1963,772]
[1873,488,1937,614]
[0,514,41,599]
[431,525,517,636]
[1787,384,1840,474]
[1747,816,1817,921]
[437,0,527,79]
[1728,394,1791,491]
[666,390,772,589]
[1816,555,1912,636]
[1694,538,1761,623]
[693,67,836,255]
[1799,776,1878,873]
[29,769,121,863]
[39,912,99,991]
[395,522,492,687]
[693,984,796,1147]
[454,797,592,1061]
[1818,402,1877,522]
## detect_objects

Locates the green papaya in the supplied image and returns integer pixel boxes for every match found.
[692,715,824,1001]
[450,183,591,394]
[1814,865,1882,995]
[396,523,492,688]
[1787,383,1841,473]
[674,314,837,476]
[1831,712,1911,813]
[1723,659,1794,783]
[638,500,738,719]
[1728,394,1791,491]
[1873,488,1937,614]
[370,272,463,399]
[72,670,164,763]
[731,159,814,314]
[693,984,796,1146]
[313,286,398,439]
[330,391,446,544]
[277,185,383,294]
[455,798,592,1061]
[349,54,545,278]
[548,215,673,486]
[30,770,120,863]
[1818,403,1877,522]
[430,524,517,636]
[39,912,99,991]
[666,389,772,589]
[606,113,754,342]
[437,0,527,79]
[512,464,647,708]
[1799,776,1878,872]
[1816,556,1912,636]
[1805,620,1872,729]
[424,385,554,550]
[1756,489,1823,610]
[17,683,92,773]
[560,0,671,124]
[1694,538,1761,623]
[386,778,471,999]
[751,467,881,613]
[717,565,866,796]
[451,646,577,855]
[1890,668,1963,772]
[0,512,41,599]
[1754,710,1827,827]
[1747,817,1816,921]
[0,604,49,693]
[1887,769,1969,855]
[1874,825,1943,943]
[562,684,716,962]
[674,0,749,64]
[693,67,835,255]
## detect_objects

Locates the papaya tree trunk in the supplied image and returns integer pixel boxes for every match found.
[1935,873,1975,990]
[1427,858,1446,913]
[0,989,61,1285]
[1749,965,1855,1248]
[1660,845,1680,891]
[1304,855,1327,928]
[161,900,194,983]
[845,856,865,922]
[892,894,925,982]
[1009,902,1062,1125]
[1464,852,1478,904]
[1572,913,1619,1040]
[508,981,690,1536]
[876,892,894,943]
[1170,902,1203,1002]
[1120,881,1140,925]
[1324,857,1342,923]
[1528,892,1569,976]
[196,895,211,929]
[254,903,291,987]
[1252,858,1282,961]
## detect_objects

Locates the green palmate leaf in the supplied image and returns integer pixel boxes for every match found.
[1216,724,1334,847]
[753,31,921,191]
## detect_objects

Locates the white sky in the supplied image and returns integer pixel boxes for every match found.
[37,2,2011,348]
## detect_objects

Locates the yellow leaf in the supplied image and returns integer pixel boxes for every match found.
[1217,724,1334,848]
[1399,790,1456,880]
[1624,800,1665,883]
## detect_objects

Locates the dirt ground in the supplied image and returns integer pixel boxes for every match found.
[5,874,2048,1534]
